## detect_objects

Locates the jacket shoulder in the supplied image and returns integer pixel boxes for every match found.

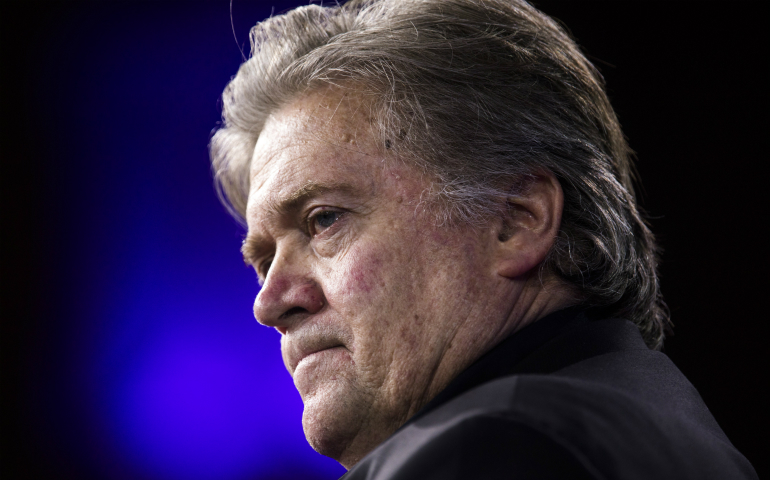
[345,356,758,480]
[344,377,597,480]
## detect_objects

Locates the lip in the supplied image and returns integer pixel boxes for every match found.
[286,336,346,374]
[296,345,344,369]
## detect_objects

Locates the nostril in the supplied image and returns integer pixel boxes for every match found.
[280,307,308,320]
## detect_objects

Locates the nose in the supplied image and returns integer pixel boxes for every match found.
[253,253,325,334]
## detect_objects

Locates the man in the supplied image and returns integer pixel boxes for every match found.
[210,0,758,478]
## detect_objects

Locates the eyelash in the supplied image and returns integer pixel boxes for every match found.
[307,208,345,237]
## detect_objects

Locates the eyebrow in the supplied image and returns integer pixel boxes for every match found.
[240,180,360,266]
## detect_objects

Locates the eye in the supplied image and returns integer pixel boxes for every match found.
[309,210,343,236]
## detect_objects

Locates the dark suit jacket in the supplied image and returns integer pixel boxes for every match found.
[342,308,758,479]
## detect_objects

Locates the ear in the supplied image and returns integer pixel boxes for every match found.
[494,172,563,279]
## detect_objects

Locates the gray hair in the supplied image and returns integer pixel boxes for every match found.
[210,0,670,349]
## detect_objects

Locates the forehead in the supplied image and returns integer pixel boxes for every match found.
[246,89,382,213]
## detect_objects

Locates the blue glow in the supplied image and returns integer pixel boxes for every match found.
[77,181,346,479]
[84,246,345,479]
[109,320,297,479]
[33,2,348,478]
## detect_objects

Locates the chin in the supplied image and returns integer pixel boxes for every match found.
[300,379,368,464]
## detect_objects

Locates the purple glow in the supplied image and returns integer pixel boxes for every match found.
[92,294,344,480]
[116,332,271,479]
[30,2,348,478]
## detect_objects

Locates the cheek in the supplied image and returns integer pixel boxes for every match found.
[398,314,424,350]
[339,250,384,295]
[338,246,429,340]
[321,238,411,331]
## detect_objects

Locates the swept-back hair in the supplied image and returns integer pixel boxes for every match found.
[210,0,670,349]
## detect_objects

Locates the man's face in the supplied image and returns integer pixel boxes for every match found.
[244,88,515,466]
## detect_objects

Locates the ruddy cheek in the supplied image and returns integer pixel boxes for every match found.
[344,255,383,294]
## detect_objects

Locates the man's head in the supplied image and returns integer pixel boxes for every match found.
[241,86,572,466]
[210,0,669,467]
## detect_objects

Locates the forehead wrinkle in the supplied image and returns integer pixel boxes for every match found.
[267,180,361,217]
[294,86,378,151]
[243,89,384,267]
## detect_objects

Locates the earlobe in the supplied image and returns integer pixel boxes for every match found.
[494,173,563,279]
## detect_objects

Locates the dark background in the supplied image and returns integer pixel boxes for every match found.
[2,1,767,479]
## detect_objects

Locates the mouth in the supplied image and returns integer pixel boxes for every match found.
[287,338,347,374]
[296,345,344,369]
[290,343,352,397]
[283,321,353,375]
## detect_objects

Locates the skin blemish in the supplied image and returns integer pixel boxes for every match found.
[350,270,373,293]
[398,321,420,349]
[302,284,325,312]
[258,277,290,303]
[345,256,383,295]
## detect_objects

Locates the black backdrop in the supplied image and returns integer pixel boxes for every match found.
[2,1,767,479]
